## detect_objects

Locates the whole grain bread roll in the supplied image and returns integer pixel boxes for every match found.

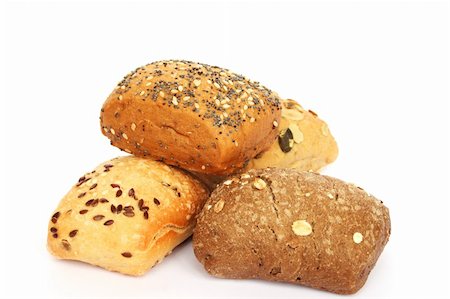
[100,60,282,175]
[193,168,390,294]
[245,99,338,172]
[47,156,209,276]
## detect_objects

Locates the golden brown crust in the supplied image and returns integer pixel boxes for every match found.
[47,156,209,276]
[245,99,338,172]
[100,60,282,175]
[193,168,390,294]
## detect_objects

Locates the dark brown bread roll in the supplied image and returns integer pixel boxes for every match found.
[193,168,390,294]
[100,60,282,175]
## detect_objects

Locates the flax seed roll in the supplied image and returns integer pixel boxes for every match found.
[193,168,390,294]
[47,156,209,276]
[100,60,282,175]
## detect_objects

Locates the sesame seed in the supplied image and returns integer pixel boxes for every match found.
[172,97,179,105]
[194,79,201,87]
[243,105,248,110]
[273,121,278,128]
[183,96,191,101]
[79,209,88,214]
[214,82,220,89]
[139,91,145,96]
[253,178,267,190]
[131,123,136,131]
[194,103,200,109]
[223,180,232,185]
[171,89,178,94]
[250,117,255,123]
[178,85,184,91]
[353,232,363,244]
[118,95,123,100]
[122,133,128,140]
[121,252,132,258]
[159,91,165,97]
[69,230,78,238]
[145,82,152,86]
[223,104,230,109]
[110,128,116,135]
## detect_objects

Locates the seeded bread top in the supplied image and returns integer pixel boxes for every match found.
[100,60,282,175]
[48,156,209,275]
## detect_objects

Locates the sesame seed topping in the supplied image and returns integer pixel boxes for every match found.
[193,79,201,87]
[250,117,255,123]
[131,123,136,131]
[183,96,191,101]
[292,220,312,236]
[79,209,88,214]
[121,252,132,258]
[253,178,267,190]
[273,121,278,128]
[172,97,179,105]
[118,95,123,100]
[178,85,184,91]
[122,133,128,140]
[139,91,145,96]
[353,232,363,244]
[69,230,78,238]
[153,198,160,205]
[194,103,200,109]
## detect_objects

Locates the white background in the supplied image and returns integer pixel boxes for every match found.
[1,0,449,298]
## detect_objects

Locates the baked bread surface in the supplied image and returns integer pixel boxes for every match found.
[246,99,338,171]
[48,156,209,276]
[100,60,282,175]
[193,168,390,294]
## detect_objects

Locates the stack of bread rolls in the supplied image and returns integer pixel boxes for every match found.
[48,60,390,294]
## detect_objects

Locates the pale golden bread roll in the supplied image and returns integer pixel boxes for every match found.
[245,99,338,171]
[193,168,390,294]
[47,156,209,276]
[100,60,282,175]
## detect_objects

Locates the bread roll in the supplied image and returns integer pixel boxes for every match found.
[245,99,338,172]
[47,156,209,276]
[100,60,282,175]
[193,168,390,294]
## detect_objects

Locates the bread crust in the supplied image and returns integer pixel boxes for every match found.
[47,156,209,276]
[246,99,338,171]
[100,60,281,175]
[193,168,390,294]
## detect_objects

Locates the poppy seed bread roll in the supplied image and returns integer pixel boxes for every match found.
[100,60,282,175]
[193,168,390,294]
[47,156,209,276]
